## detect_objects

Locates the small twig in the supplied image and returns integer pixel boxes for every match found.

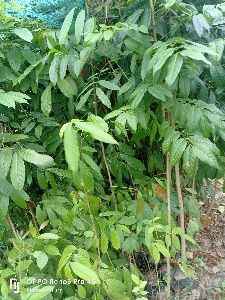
[149,0,157,42]
[84,195,101,269]
[170,111,186,261]
[28,205,39,232]
[166,153,172,300]
[100,142,117,209]
[21,231,30,239]
[92,0,96,16]
[175,163,186,261]
[205,179,218,219]
[7,215,20,239]
[192,160,198,190]
[85,1,90,18]
[90,58,116,208]
[104,0,108,23]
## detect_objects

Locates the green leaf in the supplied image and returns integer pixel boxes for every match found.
[7,48,22,72]
[148,84,172,101]
[60,56,69,79]
[189,136,220,169]
[82,153,103,180]
[34,251,48,270]
[17,58,42,84]
[119,78,135,96]
[70,262,100,285]
[192,14,209,38]
[11,190,28,208]
[149,244,160,264]
[162,128,180,154]
[75,10,86,44]
[0,148,12,178]
[110,229,121,250]
[63,123,80,174]
[130,84,148,109]
[120,154,145,170]
[76,121,117,144]
[49,56,59,85]
[18,149,54,168]
[182,146,197,177]
[165,53,183,86]
[172,234,180,250]
[76,89,93,110]
[57,76,77,99]
[153,48,174,75]
[136,191,145,215]
[123,237,139,253]
[41,85,52,117]
[179,76,190,98]
[57,245,76,275]
[180,49,211,65]
[209,39,224,61]
[125,111,137,132]
[0,178,13,197]
[98,80,120,91]
[38,233,59,240]
[172,227,196,244]
[103,30,113,41]
[141,49,152,80]
[80,161,94,192]
[155,242,170,258]
[96,87,111,108]
[0,90,29,108]
[44,245,61,256]
[10,152,25,190]
[14,28,33,42]
[170,138,187,167]
[104,107,128,120]
[101,232,108,254]
[0,195,9,216]
[59,9,75,44]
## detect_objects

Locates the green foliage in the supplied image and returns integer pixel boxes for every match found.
[0,1,225,299]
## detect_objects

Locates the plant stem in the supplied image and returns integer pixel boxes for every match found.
[104,0,108,23]
[150,0,171,295]
[149,0,157,41]
[175,163,186,261]
[90,59,116,207]
[100,142,117,209]
[7,215,20,239]
[191,160,198,190]
[84,196,101,268]
[170,111,186,261]
[166,153,171,300]
[28,204,39,232]
[205,179,218,219]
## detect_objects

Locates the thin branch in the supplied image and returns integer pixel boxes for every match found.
[192,160,198,190]
[170,108,186,261]
[104,0,108,23]
[100,142,117,209]
[205,179,218,219]
[90,58,116,208]
[175,163,186,261]
[28,204,39,232]
[84,195,101,269]
[166,153,172,300]
[7,215,20,239]
[149,0,157,42]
